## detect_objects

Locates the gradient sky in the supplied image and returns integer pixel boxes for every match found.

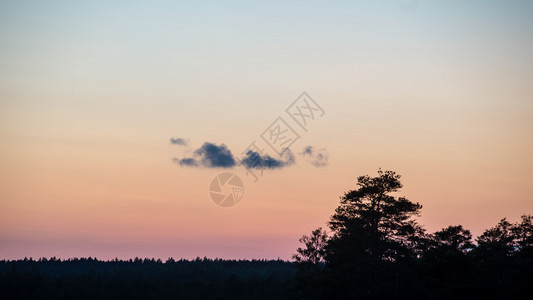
[1,0,532,260]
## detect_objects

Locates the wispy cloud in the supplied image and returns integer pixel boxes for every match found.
[240,149,295,169]
[170,137,188,146]
[299,146,328,167]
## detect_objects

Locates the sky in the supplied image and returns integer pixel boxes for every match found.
[1,0,532,260]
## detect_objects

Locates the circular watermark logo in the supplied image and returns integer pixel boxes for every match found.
[209,173,244,207]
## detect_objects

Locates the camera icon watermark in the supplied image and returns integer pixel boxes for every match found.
[209,173,244,207]
[201,92,325,206]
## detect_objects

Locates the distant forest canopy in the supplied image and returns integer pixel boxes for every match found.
[0,258,296,299]
[0,257,295,279]
[1,170,532,299]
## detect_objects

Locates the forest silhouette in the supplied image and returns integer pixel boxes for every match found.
[1,170,532,299]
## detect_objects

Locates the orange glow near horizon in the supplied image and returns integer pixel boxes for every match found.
[1,1,532,260]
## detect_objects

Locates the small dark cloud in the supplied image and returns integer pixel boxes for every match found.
[170,137,188,146]
[240,149,295,169]
[300,146,328,167]
[173,157,199,166]
[172,141,305,170]
[173,142,236,168]
[195,142,236,168]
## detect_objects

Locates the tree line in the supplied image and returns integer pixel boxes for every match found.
[1,170,531,299]
[0,257,295,299]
